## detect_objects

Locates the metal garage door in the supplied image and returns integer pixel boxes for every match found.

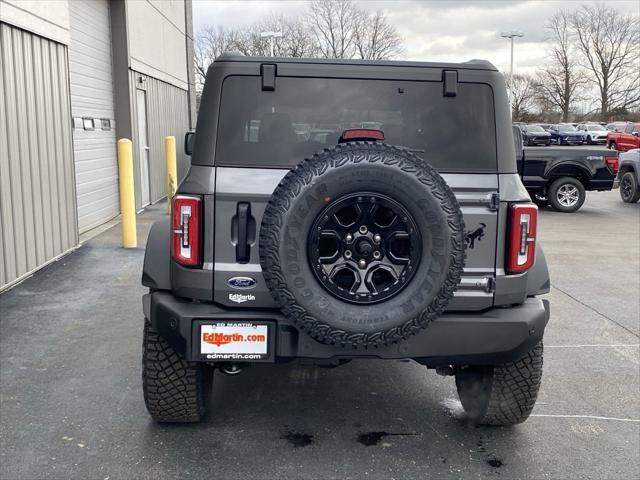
[68,0,119,233]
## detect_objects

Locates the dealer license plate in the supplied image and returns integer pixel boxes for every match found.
[200,322,268,360]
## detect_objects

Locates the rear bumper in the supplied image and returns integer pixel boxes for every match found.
[144,292,550,366]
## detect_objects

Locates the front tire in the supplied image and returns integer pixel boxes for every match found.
[142,319,214,423]
[455,342,543,426]
[620,171,640,203]
[548,177,586,213]
[609,141,617,151]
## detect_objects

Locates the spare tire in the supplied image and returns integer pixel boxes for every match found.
[260,142,465,348]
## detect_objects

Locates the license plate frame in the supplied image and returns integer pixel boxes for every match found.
[193,320,275,362]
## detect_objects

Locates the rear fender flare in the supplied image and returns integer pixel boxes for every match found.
[142,218,171,290]
[544,161,593,180]
[526,243,550,296]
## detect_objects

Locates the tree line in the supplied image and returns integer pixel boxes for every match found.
[508,4,639,122]
[194,1,639,121]
[194,0,403,92]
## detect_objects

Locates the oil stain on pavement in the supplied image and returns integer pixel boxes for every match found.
[357,431,418,446]
[280,427,314,448]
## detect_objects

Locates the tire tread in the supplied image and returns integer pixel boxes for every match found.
[142,319,212,423]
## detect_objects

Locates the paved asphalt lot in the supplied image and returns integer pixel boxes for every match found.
[1,190,638,480]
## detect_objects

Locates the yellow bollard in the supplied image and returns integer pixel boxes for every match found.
[117,139,137,248]
[165,136,177,213]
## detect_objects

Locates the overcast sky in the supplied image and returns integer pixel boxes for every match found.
[192,0,639,75]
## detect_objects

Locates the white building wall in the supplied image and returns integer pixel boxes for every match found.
[126,0,189,90]
[0,0,70,44]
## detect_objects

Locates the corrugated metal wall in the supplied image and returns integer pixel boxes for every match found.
[0,23,78,289]
[129,71,190,211]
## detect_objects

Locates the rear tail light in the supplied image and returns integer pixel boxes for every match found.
[506,203,537,274]
[172,195,202,267]
[605,155,619,174]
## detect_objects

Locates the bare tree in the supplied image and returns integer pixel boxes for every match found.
[307,0,358,58]
[506,74,538,121]
[570,4,640,117]
[194,25,237,89]
[353,11,403,60]
[536,10,587,122]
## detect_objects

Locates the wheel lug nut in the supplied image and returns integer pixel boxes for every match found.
[345,233,353,242]
[373,251,381,259]
[373,234,382,243]
[344,250,352,258]
[358,259,367,269]
[359,225,368,234]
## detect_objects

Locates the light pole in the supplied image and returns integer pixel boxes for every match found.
[260,31,283,57]
[500,31,524,76]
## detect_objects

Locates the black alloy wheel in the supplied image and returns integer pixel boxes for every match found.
[308,192,421,304]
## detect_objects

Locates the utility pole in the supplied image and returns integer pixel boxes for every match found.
[260,31,283,57]
[500,31,524,75]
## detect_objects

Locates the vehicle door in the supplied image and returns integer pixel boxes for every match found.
[621,124,634,151]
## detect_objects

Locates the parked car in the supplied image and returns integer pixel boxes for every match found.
[548,123,584,145]
[617,148,640,203]
[577,123,608,144]
[519,124,552,146]
[141,54,550,426]
[606,122,627,132]
[607,122,640,152]
[519,145,619,212]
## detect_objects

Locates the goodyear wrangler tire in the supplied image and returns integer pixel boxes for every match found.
[142,319,213,423]
[259,142,465,348]
[455,342,544,426]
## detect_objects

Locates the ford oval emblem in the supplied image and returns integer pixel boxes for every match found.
[227,276,257,289]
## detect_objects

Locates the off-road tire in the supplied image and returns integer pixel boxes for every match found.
[142,319,213,423]
[455,342,543,426]
[620,171,640,203]
[548,177,586,213]
[260,142,465,349]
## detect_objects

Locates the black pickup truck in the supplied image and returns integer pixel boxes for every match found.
[517,143,619,212]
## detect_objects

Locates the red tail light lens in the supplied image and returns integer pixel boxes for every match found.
[172,195,202,267]
[605,156,619,174]
[506,203,538,274]
[340,129,385,142]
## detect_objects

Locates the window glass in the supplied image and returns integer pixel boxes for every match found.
[216,76,497,171]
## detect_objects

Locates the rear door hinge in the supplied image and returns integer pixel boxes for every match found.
[486,276,496,293]
[488,192,500,211]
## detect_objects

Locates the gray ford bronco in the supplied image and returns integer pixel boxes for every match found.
[141,54,550,425]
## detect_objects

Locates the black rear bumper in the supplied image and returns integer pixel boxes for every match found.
[144,292,550,366]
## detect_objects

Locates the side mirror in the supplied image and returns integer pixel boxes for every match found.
[184,130,195,156]
[632,131,639,137]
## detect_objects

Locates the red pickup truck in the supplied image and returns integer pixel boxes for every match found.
[607,122,640,152]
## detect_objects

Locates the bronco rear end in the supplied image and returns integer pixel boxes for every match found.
[141,54,550,425]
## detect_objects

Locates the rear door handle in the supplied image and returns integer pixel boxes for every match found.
[236,202,251,263]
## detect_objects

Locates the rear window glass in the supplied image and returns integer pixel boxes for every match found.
[216,76,497,171]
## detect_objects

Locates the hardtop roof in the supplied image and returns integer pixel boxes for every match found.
[214,52,498,71]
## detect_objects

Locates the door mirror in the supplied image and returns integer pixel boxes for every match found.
[632,131,639,137]
[184,130,195,156]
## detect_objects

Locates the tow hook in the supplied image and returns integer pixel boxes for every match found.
[435,365,454,377]
[220,364,243,376]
